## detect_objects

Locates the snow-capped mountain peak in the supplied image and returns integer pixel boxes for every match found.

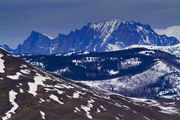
[90,19,121,46]
[0,44,14,53]
[14,19,180,55]
[28,30,51,40]
[15,30,52,54]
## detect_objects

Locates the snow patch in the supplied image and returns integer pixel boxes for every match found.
[19,88,24,93]
[2,90,19,120]
[49,94,64,104]
[0,54,5,73]
[106,43,122,51]
[28,73,47,96]
[7,72,22,80]
[73,91,81,98]
[20,69,31,75]
[81,99,95,119]
[108,70,119,75]
[40,111,46,120]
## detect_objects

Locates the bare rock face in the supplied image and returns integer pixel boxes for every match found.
[0,48,180,120]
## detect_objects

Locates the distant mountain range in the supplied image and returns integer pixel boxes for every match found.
[0,44,14,53]
[4,19,177,55]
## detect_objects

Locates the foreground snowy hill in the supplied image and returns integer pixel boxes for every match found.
[2,49,180,120]
[15,19,179,55]
[1,48,180,120]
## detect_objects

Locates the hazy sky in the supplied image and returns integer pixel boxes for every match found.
[1,0,180,48]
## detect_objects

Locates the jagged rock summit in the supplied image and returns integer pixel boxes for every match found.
[14,19,179,55]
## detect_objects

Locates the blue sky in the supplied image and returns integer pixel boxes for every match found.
[0,0,180,48]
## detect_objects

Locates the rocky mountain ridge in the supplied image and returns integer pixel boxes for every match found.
[14,19,179,55]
